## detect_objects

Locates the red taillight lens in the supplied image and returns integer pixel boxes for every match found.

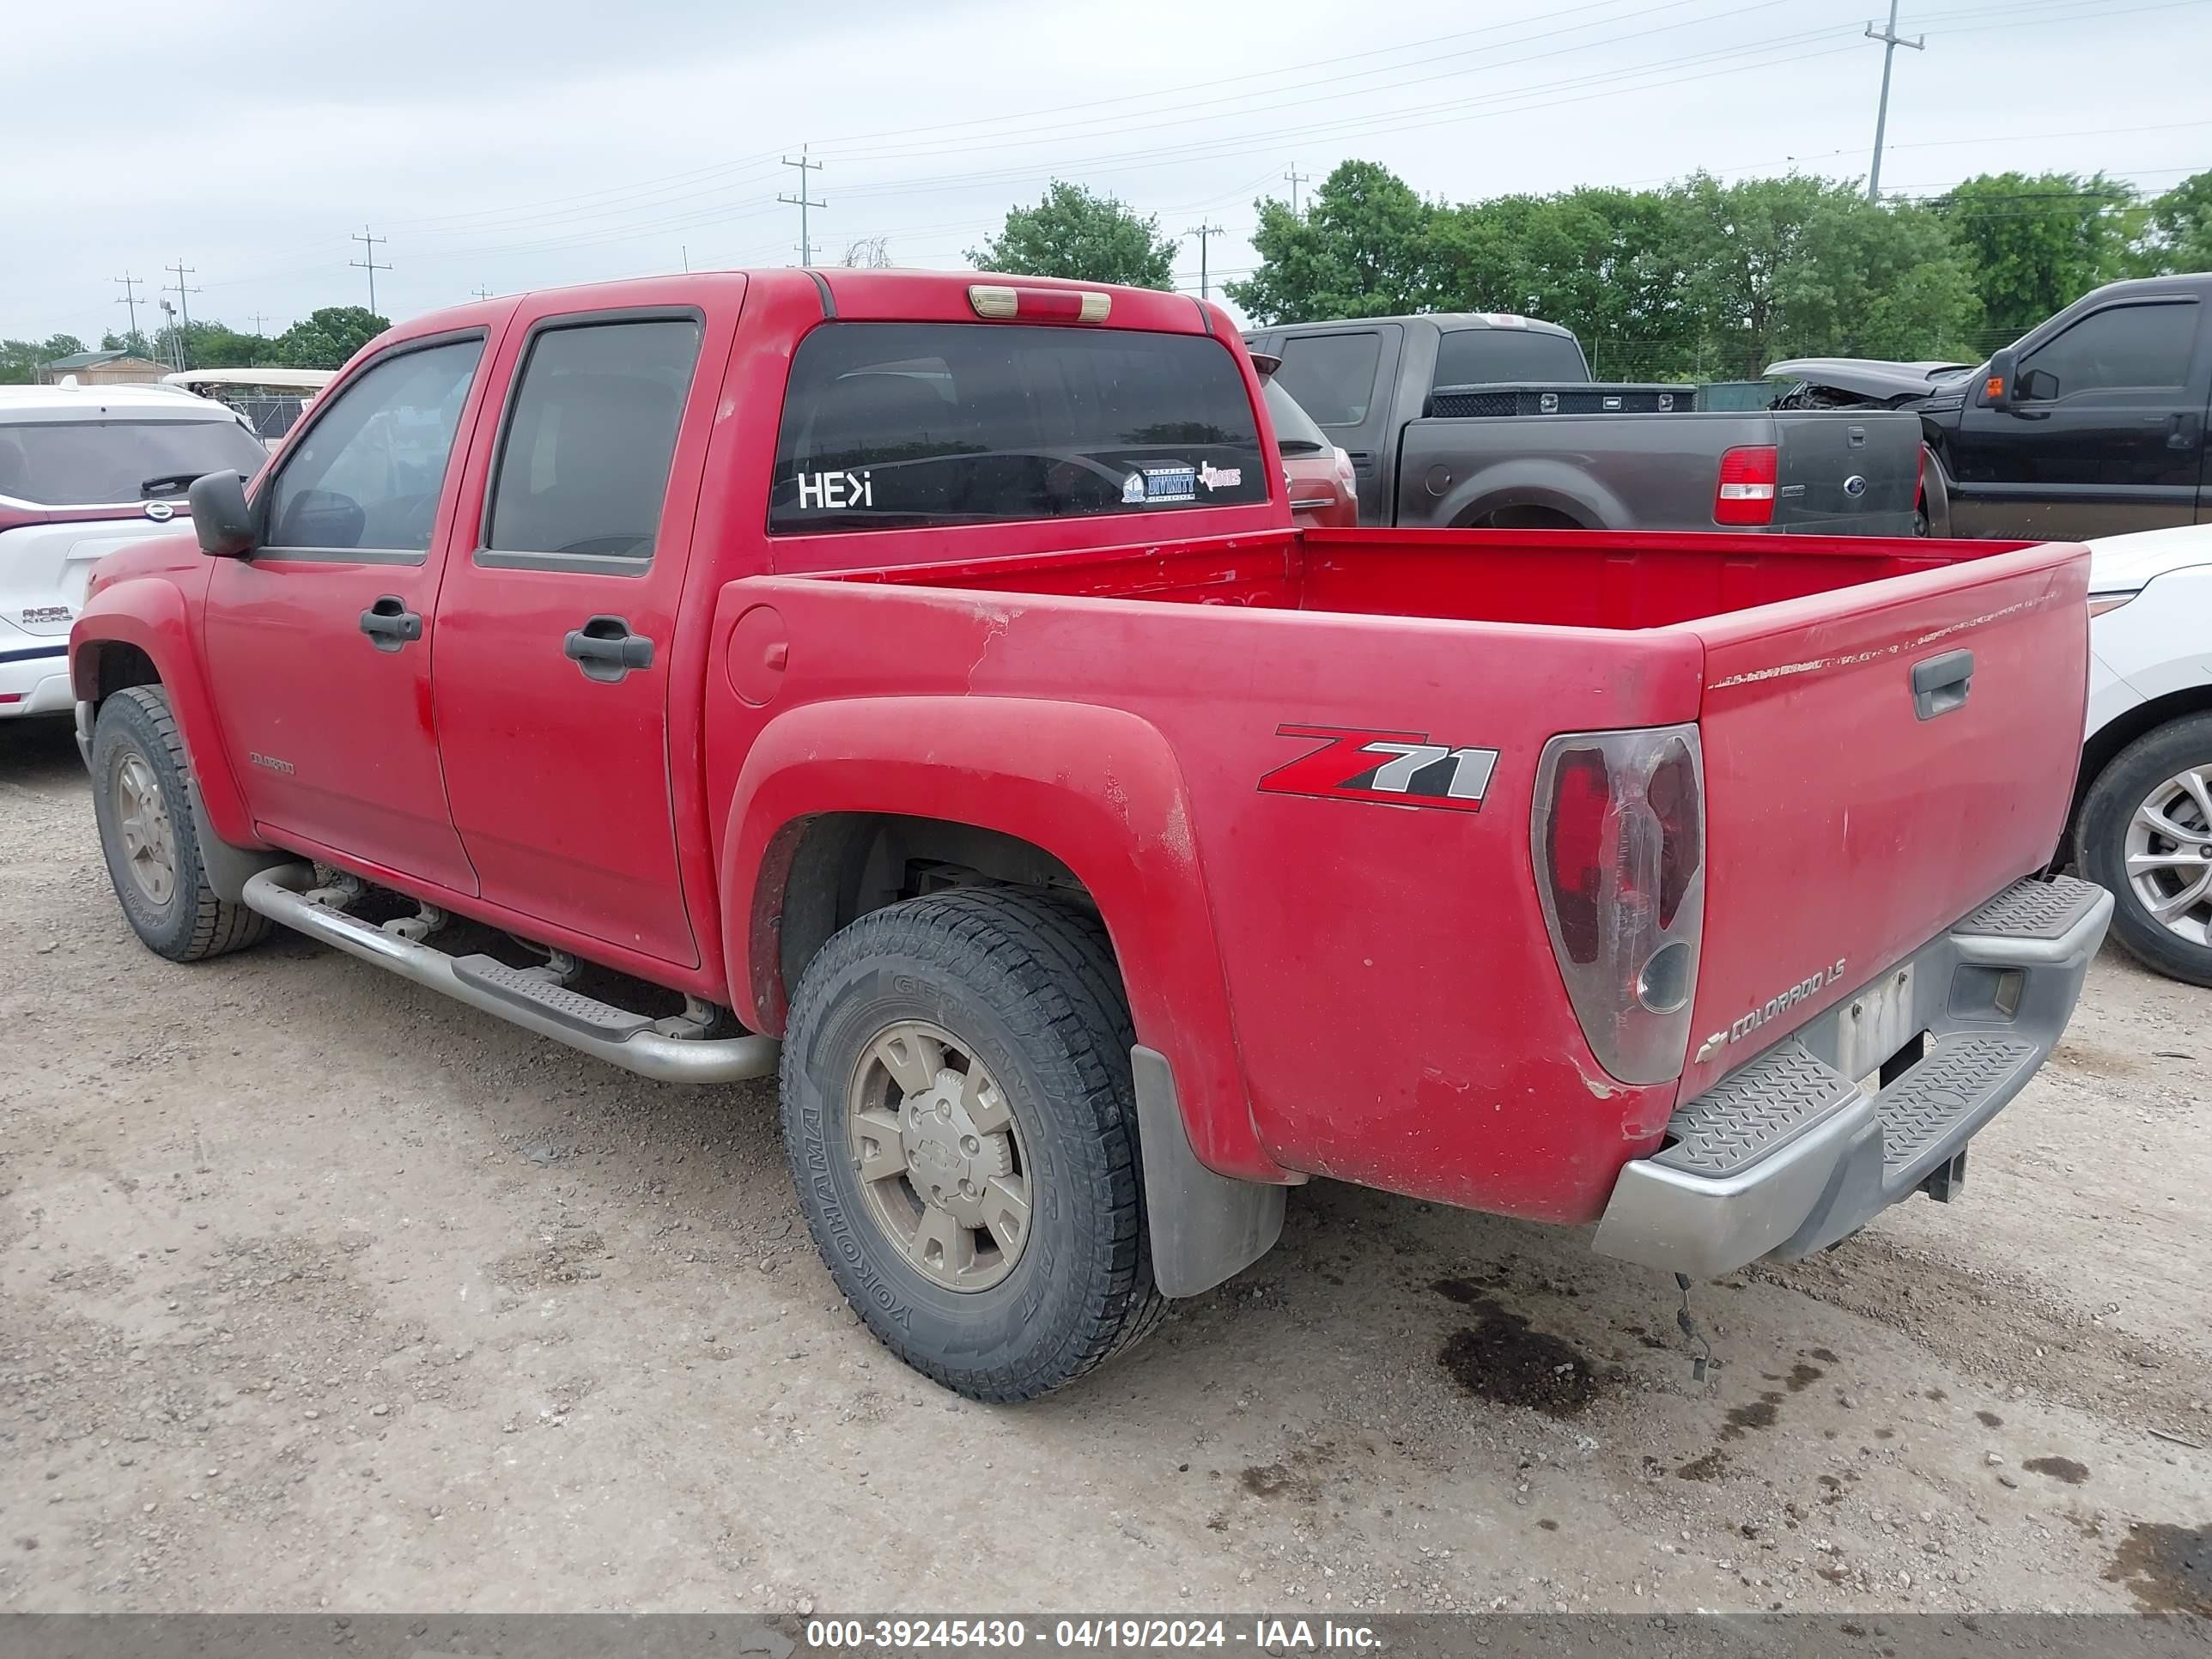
[1714,445,1778,526]
[1533,726,1706,1085]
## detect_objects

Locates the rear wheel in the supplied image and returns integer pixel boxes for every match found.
[779,888,1162,1401]
[90,686,271,963]
[2076,714,2212,987]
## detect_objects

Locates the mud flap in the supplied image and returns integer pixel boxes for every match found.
[1130,1044,1285,1297]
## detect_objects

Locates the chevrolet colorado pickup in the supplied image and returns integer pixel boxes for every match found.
[1244,312,1923,534]
[1771,273,2212,541]
[70,269,2110,1402]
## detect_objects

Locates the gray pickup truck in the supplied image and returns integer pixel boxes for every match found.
[1244,313,1923,534]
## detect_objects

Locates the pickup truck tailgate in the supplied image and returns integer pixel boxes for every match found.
[1678,539,2091,1099]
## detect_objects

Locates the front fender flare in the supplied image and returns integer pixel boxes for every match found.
[70,576,259,848]
[721,695,1283,1186]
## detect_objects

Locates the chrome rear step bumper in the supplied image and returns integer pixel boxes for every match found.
[1593,874,2112,1277]
[241,865,780,1085]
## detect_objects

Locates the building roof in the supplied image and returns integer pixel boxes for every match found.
[42,349,134,370]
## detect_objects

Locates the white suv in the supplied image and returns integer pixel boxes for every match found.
[0,384,269,719]
[2075,523,2212,986]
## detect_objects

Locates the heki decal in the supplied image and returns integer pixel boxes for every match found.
[1258,724,1499,813]
[795,470,872,509]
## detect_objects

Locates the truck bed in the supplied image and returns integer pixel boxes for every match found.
[733,524,2089,1219]
[836,524,2027,629]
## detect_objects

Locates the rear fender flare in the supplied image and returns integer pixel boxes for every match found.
[70,577,259,848]
[721,695,1282,1185]
[1439,459,1621,529]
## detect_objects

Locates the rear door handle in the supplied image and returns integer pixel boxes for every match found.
[358,595,422,652]
[1911,648,1974,720]
[563,615,654,683]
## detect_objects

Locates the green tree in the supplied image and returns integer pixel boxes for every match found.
[966,182,1177,289]
[274,307,388,370]
[1227,160,1437,322]
[1,334,89,383]
[101,328,156,358]
[1938,171,2136,341]
[2136,168,2212,275]
[1671,174,1981,378]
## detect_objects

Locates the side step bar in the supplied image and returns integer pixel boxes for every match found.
[240,865,780,1085]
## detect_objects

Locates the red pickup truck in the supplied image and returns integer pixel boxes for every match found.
[69,269,2112,1402]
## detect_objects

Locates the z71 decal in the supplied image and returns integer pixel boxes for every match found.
[1258,724,1499,813]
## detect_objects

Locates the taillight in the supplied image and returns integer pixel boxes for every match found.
[1333,446,1356,488]
[968,283,1110,324]
[1713,446,1778,526]
[1532,725,1706,1085]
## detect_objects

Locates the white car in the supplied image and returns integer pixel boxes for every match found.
[0,384,269,719]
[2075,523,2212,986]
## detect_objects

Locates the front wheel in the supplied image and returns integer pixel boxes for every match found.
[89,686,271,963]
[779,888,1163,1401]
[2076,713,2212,986]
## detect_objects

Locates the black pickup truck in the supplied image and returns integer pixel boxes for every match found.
[1244,313,1923,535]
[1771,273,2212,540]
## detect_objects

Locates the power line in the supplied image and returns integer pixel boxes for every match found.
[1866,0,1927,200]
[112,274,143,341]
[349,227,391,313]
[779,146,825,267]
[1184,223,1225,300]
[163,260,199,368]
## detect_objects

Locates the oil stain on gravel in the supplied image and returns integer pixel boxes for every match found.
[1431,1283,1601,1419]
[2104,1522,2209,1616]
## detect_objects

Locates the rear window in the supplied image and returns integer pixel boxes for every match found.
[1432,327,1589,386]
[769,322,1267,533]
[1261,377,1330,455]
[0,418,268,507]
[1272,332,1382,427]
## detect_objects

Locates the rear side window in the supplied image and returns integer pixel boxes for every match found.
[1272,332,1382,427]
[1432,326,1589,386]
[769,322,1267,534]
[2021,301,2197,396]
[1261,377,1330,455]
[0,418,268,507]
[484,316,702,567]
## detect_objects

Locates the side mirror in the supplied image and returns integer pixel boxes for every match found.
[1980,347,2020,412]
[188,470,256,558]
[2018,367,2061,403]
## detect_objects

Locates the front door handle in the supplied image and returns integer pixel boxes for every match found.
[358,595,422,652]
[1911,648,1974,721]
[563,615,654,683]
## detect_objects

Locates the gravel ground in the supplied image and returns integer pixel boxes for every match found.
[3,714,2207,1617]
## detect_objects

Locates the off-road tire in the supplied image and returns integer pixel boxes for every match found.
[90,686,272,963]
[780,888,1164,1401]
[2076,712,2212,987]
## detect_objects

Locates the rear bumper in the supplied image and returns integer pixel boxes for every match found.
[1592,874,2112,1277]
[0,642,72,719]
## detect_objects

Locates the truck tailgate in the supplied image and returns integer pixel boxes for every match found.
[1678,539,2091,1099]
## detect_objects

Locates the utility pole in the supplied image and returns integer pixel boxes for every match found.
[1184,223,1224,301]
[780,146,824,266]
[248,311,270,337]
[1865,0,1925,201]
[1283,164,1311,215]
[113,273,144,343]
[349,226,391,313]
[164,260,199,368]
[157,299,179,372]
[471,288,493,301]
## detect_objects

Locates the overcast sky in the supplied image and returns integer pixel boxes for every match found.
[6,0,2209,343]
